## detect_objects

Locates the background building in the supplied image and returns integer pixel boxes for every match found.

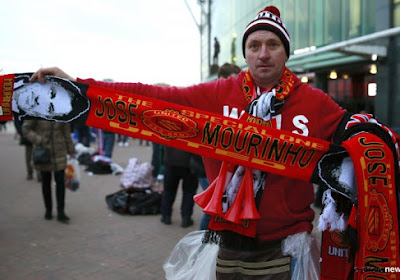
[197,0,400,133]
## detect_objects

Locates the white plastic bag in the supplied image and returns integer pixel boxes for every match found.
[65,157,80,191]
[163,230,218,280]
[282,232,320,280]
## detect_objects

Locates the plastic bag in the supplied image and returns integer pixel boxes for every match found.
[65,158,80,191]
[163,230,218,280]
[282,232,320,280]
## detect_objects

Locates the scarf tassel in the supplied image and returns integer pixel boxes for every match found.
[193,179,217,209]
[240,168,261,221]
[194,164,261,225]
[223,172,247,223]
[224,167,260,223]
[194,162,234,216]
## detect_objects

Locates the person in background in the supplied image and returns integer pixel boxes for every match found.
[217,62,241,79]
[117,134,129,147]
[73,116,91,147]
[161,147,198,228]
[99,79,117,158]
[13,114,35,180]
[0,121,7,131]
[189,154,210,230]
[22,120,75,223]
[213,37,220,65]
[150,82,169,182]
[151,142,164,181]
[101,129,115,158]
[139,139,150,146]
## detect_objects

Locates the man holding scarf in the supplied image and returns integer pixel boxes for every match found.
[29,5,399,279]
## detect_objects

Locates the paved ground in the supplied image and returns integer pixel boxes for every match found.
[0,122,203,280]
[0,122,321,280]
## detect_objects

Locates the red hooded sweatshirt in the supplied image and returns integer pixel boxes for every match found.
[78,71,345,242]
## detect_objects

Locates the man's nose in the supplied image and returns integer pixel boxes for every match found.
[258,45,271,60]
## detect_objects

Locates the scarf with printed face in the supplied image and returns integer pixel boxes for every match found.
[1,72,329,180]
[2,73,399,277]
[197,67,296,237]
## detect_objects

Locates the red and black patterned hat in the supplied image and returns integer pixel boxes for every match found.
[242,6,290,58]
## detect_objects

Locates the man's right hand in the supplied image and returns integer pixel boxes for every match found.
[30,67,76,84]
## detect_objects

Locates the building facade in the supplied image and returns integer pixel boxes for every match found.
[199,0,400,132]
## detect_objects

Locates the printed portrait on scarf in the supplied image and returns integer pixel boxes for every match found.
[12,73,90,122]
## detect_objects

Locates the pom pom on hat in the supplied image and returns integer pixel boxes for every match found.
[242,6,290,58]
[265,6,280,17]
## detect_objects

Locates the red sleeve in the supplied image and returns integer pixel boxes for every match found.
[77,77,226,113]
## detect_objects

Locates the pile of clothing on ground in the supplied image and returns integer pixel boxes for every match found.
[105,158,162,215]
[74,143,123,175]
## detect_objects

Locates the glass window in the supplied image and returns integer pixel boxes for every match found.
[294,0,310,49]
[313,0,325,47]
[362,0,376,34]
[349,0,361,37]
[324,0,342,44]
[394,0,400,26]
[281,0,296,50]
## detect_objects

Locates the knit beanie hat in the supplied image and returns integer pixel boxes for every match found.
[242,6,290,58]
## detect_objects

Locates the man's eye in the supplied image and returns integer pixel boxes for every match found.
[50,87,56,99]
[269,42,280,48]
[48,103,54,113]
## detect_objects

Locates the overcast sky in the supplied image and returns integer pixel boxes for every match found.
[1,0,201,86]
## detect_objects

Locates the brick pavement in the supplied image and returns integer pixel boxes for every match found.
[0,123,202,280]
[0,122,322,280]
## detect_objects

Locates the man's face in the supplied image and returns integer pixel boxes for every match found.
[244,30,288,89]
[14,81,72,118]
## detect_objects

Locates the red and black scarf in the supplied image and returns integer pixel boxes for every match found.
[320,120,400,279]
[1,72,399,278]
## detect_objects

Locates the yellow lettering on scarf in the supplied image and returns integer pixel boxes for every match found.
[1,78,13,116]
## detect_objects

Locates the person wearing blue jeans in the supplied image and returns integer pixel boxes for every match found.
[198,176,211,230]
[189,154,211,230]
[102,130,115,158]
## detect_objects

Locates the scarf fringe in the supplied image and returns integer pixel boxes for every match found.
[202,230,221,245]
[318,189,348,232]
